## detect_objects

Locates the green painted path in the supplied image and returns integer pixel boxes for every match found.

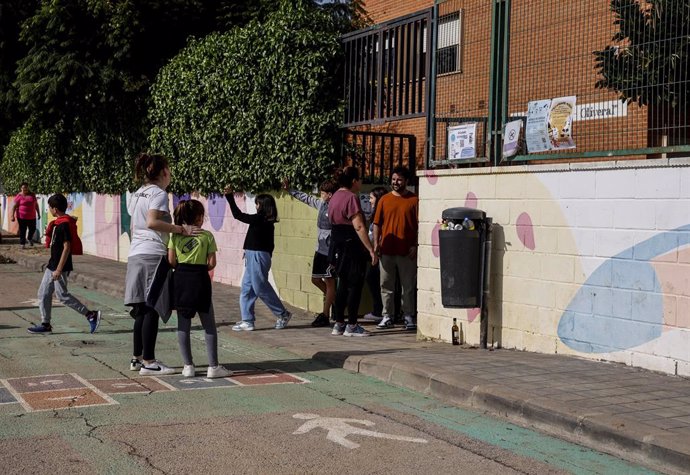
[0,264,660,474]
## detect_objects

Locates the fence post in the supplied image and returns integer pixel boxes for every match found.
[425,2,439,169]
[487,0,510,165]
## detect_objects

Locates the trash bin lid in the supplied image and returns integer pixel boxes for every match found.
[442,207,485,221]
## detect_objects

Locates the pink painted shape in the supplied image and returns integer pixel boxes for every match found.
[426,170,438,185]
[516,212,535,250]
[464,192,477,209]
[652,247,690,329]
[467,308,480,323]
[94,194,119,260]
[431,223,440,258]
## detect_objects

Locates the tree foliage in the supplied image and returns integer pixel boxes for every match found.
[1,0,364,194]
[594,0,690,108]
[0,0,39,151]
[1,0,276,194]
[149,0,345,194]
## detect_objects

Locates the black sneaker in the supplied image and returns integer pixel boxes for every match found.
[311,313,330,327]
[86,310,102,334]
[28,322,52,334]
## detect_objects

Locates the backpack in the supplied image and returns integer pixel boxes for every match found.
[44,215,83,255]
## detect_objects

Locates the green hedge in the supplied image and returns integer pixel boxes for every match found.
[149,0,343,194]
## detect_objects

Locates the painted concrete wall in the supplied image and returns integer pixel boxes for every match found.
[1,190,373,318]
[417,159,690,377]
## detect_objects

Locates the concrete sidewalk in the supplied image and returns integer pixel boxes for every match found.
[2,242,689,474]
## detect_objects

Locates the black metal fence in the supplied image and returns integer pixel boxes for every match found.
[340,130,417,185]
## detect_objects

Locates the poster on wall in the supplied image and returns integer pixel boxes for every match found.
[447,123,477,160]
[548,96,576,150]
[502,120,523,158]
[525,99,552,153]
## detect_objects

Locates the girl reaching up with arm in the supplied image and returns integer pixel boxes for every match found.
[224,186,292,331]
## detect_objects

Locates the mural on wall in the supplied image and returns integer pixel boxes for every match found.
[1,190,259,292]
[558,225,690,354]
[422,168,690,372]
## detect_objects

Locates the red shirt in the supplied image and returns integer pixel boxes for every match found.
[373,191,418,256]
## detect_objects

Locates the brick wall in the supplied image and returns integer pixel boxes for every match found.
[360,0,651,163]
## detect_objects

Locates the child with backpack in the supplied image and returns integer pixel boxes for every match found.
[168,199,230,378]
[28,194,101,334]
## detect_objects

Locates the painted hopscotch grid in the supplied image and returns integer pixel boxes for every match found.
[1,373,117,413]
[161,375,239,391]
[89,377,175,394]
[0,387,18,405]
[227,369,310,386]
[0,370,310,411]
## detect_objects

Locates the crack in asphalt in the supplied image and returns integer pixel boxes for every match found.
[117,439,168,474]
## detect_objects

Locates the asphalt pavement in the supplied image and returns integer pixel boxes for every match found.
[1,236,689,474]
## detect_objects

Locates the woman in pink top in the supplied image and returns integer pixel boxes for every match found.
[327,166,378,337]
[11,182,40,248]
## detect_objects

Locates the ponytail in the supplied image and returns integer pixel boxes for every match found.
[134,153,169,184]
[333,166,360,189]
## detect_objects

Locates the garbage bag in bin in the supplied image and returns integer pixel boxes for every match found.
[439,207,486,308]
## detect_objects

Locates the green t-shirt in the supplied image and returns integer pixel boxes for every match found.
[168,230,217,265]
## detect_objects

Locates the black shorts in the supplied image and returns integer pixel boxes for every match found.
[312,252,334,279]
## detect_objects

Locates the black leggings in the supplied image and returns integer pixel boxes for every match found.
[18,218,36,245]
[334,252,368,325]
[131,304,159,361]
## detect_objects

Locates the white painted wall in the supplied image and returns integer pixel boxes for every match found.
[417,158,690,376]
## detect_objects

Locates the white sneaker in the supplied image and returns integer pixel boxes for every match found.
[139,360,175,375]
[275,311,292,329]
[182,365,195,377]
[129,358,143,371]
[376,316,394,329]
[232,321,255,331]
[362,313,382,323]
[207,365,232,378]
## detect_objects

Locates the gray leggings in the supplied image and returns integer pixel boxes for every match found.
[176,304,218,367]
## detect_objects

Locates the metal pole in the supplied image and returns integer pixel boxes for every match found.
[480,218,493,349]
[425,3,439,168]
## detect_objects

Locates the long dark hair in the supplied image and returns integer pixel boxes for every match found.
[173,199,205,226]
[134,153,169,184]
[334,166,359,189]
[256,194,279,223]
[370,186,387,217]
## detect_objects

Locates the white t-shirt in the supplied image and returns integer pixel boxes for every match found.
[128,184,171,257]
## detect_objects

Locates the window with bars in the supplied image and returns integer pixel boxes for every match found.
[342,10,431,126]
[437,11,462,75]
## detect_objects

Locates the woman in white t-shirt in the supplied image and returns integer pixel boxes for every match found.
[124,153,200,375]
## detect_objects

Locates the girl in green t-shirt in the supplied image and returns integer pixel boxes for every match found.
[169,199,230,379]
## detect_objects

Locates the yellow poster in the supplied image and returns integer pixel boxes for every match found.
[548,96,576,150]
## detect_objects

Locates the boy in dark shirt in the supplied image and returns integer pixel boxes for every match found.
[27,194,101,334]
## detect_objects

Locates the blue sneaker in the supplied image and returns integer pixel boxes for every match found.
[331,322,346,336]
[28,322,52,334]
[344,324,371,337]
[87,310,101,334]
[275,311,292,329]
